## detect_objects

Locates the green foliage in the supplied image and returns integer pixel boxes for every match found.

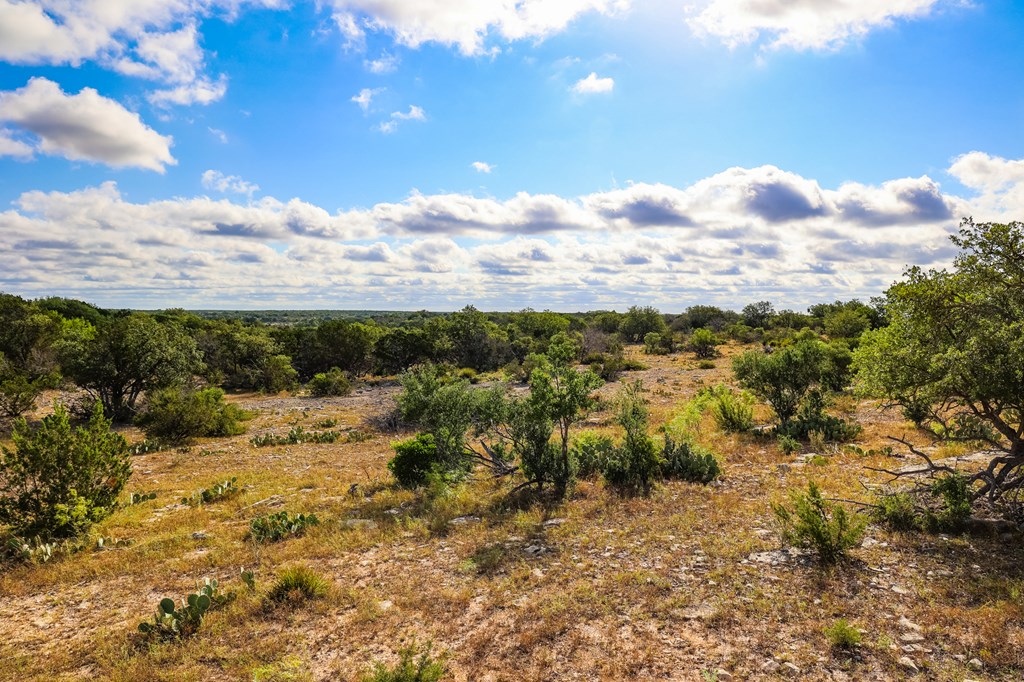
[571,431,614,480]
[307,367,352,397]
[389,433,442,489]
[619,305,667,343]
[137,578,234,640]
[250,427,341,447]
[182,477,239,506]
[127,491,157,505]
[734,339,853,427]
[642,332,673,355]
[871,490,919,531]
[135,386,249,445]
[777,434,800,455]
[58,313,202,421]
[689,328,720,359]
[660,433,720,484]
[601,382,661,495]
[0,402,130,538]
[257,354,299,393]
[772,482,866,564]
[775,389,862,443]
[249,511,320,543]
[927,473,972,531]
[742,301,776,328]
[360,642,448,682]
[705,385,755,433]
[397,364,448,424]
[854,220,1024,501]
[266,565,330,603]
[824,619,862,650]
[0,371,54,420]
[824,308,870,341]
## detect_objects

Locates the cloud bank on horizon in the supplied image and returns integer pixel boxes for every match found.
[0,0,1020,310]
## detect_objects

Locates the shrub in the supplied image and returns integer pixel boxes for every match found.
[182,477,238,506]
[307,367,352,397]
[266,565,330,604]
[926,473,972,531]
[696,360,716,370]
[777,434,800,455]
[250,426,341,447]
[0,373,51,420]
[397,364,448,423]
[602,382,661,495]
[138,578,234,641]
[0,402,130,538]
[824,619,862,650]
[135,386,249,445]
[360,642,448,682]
[389,433,443,489]
[258,354,299,393]
[776,389,861,443]
[706,386,755,433]
[643,332,673,355]
[250,511,320,543]
[571,431,614,480]
[772,481,866,564]
[871,490,919,531]
[456,367,479,383]
[660,434,720,483]
[689,328,720,359]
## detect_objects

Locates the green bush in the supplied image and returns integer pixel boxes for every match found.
[0,402,130,538]
[135,386,249,445]
[250,426,341,447]
[571,431,614,480]
[397,364,448,423]
[776,389,861,443]
[706,386,755,433]
[249,511,320,543]
[660,434,720,483]
[824,618,862,650]
[926,473,972,531]
[602,383,661,495]
[360,642,448,682]
[266,565,330,604]
[689,328,720,359]
[871,490,919,531]
[307,367,353,397]
[182,477,239,506]
[388,433,443,489]
[777,434,800,454]
[772,481,866,564]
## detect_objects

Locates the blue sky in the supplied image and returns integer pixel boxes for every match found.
[1,0,1023,311]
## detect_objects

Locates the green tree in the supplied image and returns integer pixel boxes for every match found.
[0,402,130,538]
[59,314,202,421]
[741,300,775,328]
[733,339,851,427]
[855,219,1024,502]
[619,305,667,343]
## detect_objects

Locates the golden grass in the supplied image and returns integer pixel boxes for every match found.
[1,346,1022,680]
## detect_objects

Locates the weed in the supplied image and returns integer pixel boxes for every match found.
[824,618,862,650]
[360,641,448,682]
[266,565,330,604]
[772,481,866,564]
[249,511,320,543]
[181,477,239,506]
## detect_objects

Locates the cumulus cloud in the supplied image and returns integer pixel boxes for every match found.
[330,0,629,56]
[471,161,494,174]
[0,78,175,172]
[0,1,275,105]
[352,87,384,112]
[688,0,946,51]
[377,105,426,133]
[3,154,1016,309]
[571,72,614,94]
[202,170,260,197]
[948,151,1024,218]
[0,129,33,159]
[365,52,400,73]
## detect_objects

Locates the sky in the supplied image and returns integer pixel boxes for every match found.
[0,0,1023,312]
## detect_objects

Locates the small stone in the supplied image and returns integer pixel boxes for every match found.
[713,670,733,681]
[377,600,393,611]
[898,656,919,673]
[968,658,984,671]
[899,616,922,631]
[191,531,208,540]
[542,518,567,527]
[761,660,781,673]
[449,516,481,525]
[780,661,800,676]
[900,632,925,643]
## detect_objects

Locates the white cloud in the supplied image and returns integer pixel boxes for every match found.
[202,170,259,197]
[0,78,175,172]
[330,0,630,56]
[688,0,946,51]
[948,151,1024,218]
[208,127,229,143]
[3,154,1016,309]
[0,1,283,106]
[472,161,494,174]
[352,87,384,111]
[365,52,400,73]
[377,105,426,133]
[0,130,33,159]
[571,72,614,94]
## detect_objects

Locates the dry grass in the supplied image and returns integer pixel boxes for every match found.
[1,344,1022,681]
